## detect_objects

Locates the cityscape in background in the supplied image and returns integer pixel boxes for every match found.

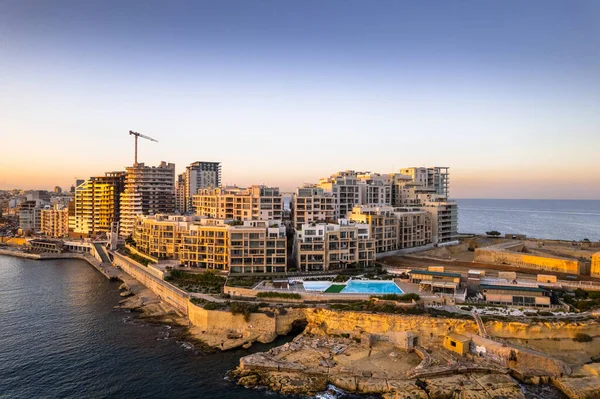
[0,142,457,274]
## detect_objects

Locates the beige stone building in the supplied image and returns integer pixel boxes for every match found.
[132,214,201,259]
[193,185,282,221]
[349,206,432,253]
[317,171,361,219]
[295,220,375,271]
[40,204,70,238]
[292,185,337,230]
[179,219,287,273]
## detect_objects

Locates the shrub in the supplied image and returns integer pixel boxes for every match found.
[485,230,501,237]
[230,302,259,321]
[573,333,593,342]
[371,293,420,302]
[256,292,301,300]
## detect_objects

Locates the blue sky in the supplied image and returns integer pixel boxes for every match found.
[1,1,599,198]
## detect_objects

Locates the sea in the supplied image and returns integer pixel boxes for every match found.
[0,255,564,399]
[457,199,600,242]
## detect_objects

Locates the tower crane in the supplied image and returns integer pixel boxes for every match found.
[129,130,158,165]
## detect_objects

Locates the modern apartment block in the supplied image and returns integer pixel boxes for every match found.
[357,173,392,205]
[349,205,432,253]
[119,162,176,237]
[399,167,450,196]
[18,200,42,233]
[178,219,287,273]
[70,172,126,238]
[185,161,221,212]
[421,199,458,244]
[292,185,337,230]
[132,214,201,259]
[40,204,69,238]
[295,219,375,271]
[193,185,283,221]
[317,171,361,219]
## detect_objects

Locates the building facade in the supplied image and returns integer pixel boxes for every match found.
[18,200,42,233]
[317,171,361,219]
[132,214,201,259]
[193,185,283,221]
[185,161,221,212]
[40,204,69,238]
[292,185,337,230]
[119,162,176,237]
[295,220,375,271]
[70,172,126,238]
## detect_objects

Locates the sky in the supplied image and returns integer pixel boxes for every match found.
[1,1,599,199]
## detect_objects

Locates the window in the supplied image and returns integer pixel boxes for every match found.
[450,341,457,347]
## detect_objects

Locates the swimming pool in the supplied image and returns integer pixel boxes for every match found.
[302,281,332,291]
[341,280,403,294]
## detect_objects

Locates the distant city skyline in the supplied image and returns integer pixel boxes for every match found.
[1,0,599,199]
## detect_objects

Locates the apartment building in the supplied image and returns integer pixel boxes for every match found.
[120,162,176,237]
[179,219,287,273]
[185,161,221,212]
[193,185,283,221]
[317,171,361,219]
[292,185,337,230]
[357,173,392,205]
[70,172,126,238]
[295,220,375,271]
[175,173,186,213]
[399,167,450,196]
[40,204,69,238]
[349,205,432,253]
[18,200,42,233]
[421,199,458,244]
[132,214,201,259]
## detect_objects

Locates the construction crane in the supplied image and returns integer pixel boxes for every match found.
[129,130,158,165]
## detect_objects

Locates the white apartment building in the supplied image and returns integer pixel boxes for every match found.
[175,173,186,213]
[295,219,375,271]
[120,162,176,237]
[18,200,43,233]
[292,185,338,230]
[193,185,283,221]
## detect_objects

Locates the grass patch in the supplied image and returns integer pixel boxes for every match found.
[325,284,346,293]
[123,248,155,266]
[256,292,301,300]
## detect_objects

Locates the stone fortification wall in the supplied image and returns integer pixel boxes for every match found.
[187,303,305,343]
[112,251,189,315]
[474,245,584,275]
[305,308,478,347]
[486,320,600,340]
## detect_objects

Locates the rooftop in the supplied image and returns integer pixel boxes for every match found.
[480,284,548,293]
[409,269,461,278]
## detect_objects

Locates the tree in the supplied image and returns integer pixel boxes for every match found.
[485,230,501,237]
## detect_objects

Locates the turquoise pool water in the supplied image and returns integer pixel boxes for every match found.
[341,280,403,294]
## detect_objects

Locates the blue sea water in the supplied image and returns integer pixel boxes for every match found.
[457,199,600,241]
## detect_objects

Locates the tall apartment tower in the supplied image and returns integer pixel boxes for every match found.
[119,162,176,237]
[175,173,187,213]
[70,172,126,238]
[184,161,221,212]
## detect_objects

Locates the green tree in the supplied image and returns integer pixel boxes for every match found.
[485,230,501,237]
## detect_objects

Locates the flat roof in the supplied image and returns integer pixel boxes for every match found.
[480,284,548,293]
[446,332,471,343]
[409,269,461,278]
[419,281,459,288]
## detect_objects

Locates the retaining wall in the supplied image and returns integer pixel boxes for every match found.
[474,247,584,275]
[112,251,189,315]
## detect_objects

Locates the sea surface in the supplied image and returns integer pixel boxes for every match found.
[457,199,600,241]
[0,255,563,398]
